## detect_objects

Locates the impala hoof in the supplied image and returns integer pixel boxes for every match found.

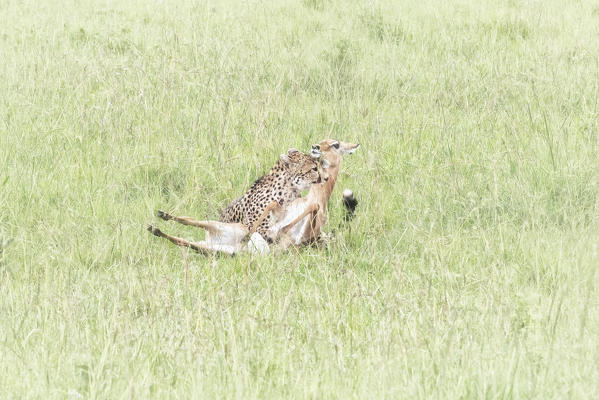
[156,210,171,220]
[147,225,162,236]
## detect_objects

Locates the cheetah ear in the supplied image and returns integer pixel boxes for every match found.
[321,159,331,169]
[281,148,299,164]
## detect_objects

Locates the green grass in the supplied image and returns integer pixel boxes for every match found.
[1,0,599,398]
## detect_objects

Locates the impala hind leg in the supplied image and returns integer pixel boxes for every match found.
[157,210,238,236]
[157,210,211,228]
[147,225,213,254]
[281,203,320,234]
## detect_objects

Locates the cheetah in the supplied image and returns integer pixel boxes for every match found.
[218,148,324,241]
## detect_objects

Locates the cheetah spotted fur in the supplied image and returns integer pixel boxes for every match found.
[219,149,322,241]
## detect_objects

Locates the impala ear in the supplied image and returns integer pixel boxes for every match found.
[341,143,360,155]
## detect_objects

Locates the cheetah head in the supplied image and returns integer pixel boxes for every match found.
[280,149,328,190]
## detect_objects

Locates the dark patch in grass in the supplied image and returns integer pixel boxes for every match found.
[302,0,327,11]
[481,17,531,41]
[326,38,353,71]
[123,165,187,200]
[283,38,359,100]
[76,364,90,396]
[105,36,132,55]
[0,238,13,254]
[360,8,413,45]
[323,39,356,99]
[69,27,90,46]
[497,18,530,40]
[68,26,133,55]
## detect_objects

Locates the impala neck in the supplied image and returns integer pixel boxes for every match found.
[311,161,340,209]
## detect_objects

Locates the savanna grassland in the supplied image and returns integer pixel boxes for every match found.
[1,0,599,398]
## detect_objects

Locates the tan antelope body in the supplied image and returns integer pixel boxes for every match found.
[147,140,359,254]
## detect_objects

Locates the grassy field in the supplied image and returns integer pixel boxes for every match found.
[2,0,599,398]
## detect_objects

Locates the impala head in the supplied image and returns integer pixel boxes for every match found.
[310,139,360,167]
[279,148,328,190]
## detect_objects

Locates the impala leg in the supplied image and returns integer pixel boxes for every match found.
[248,201,282,235]
[157,210,224,235]
[147,225,213,254]
[281,203,320,234]
[157,210,208,227]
